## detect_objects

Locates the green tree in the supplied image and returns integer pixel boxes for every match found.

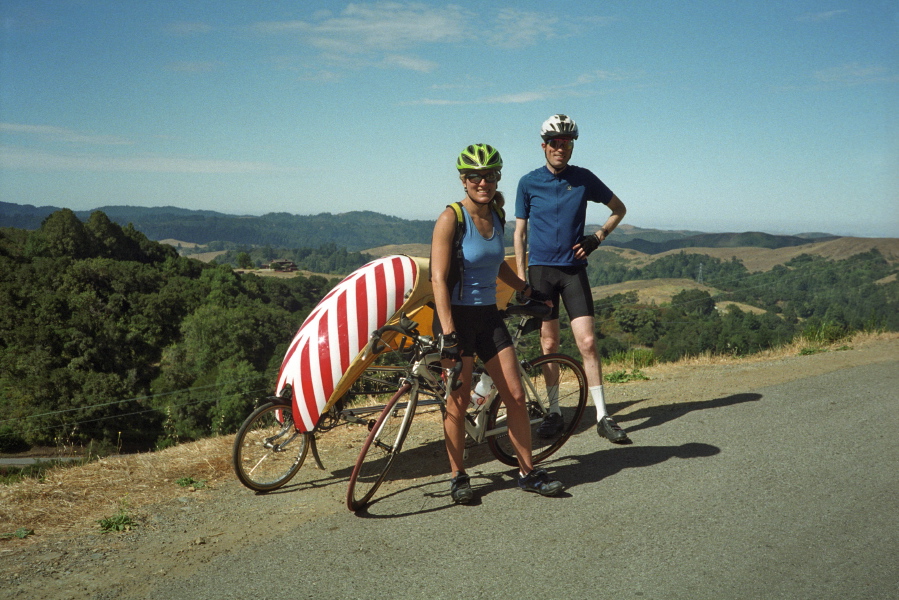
[236,252,253,269]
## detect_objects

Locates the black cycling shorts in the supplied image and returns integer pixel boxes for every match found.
[433,304,513,362]
[528,265,594,321]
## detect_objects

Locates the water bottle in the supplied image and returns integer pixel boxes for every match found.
[469,372,496,413]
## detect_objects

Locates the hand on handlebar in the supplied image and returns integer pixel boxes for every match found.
[438,332,463,391]
[516,285,551,306]
[438,331,460,360]
[527,287,551,303]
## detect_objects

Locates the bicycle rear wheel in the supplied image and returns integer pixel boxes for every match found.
[233,402,309,492]
[346,383,417,511]
[486,353,587,467]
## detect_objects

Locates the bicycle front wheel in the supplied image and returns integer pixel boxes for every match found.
[233,402,309,492]
[487,353,588,467]
[346,382,417,511]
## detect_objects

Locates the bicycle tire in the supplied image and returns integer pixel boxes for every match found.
[233,402,309,492]
[346,382,417,511]
[486,353,588,467]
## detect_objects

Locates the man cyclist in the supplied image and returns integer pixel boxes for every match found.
[514,114,631,444]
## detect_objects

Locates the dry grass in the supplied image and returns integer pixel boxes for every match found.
[592,278,718,305]
[603,330,897,377]
[0,437,234,537]
[233,268,335,279]
[362,243,431,258]
[648,237,899,272]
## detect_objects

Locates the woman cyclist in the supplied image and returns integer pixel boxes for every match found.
[430,143,564,504]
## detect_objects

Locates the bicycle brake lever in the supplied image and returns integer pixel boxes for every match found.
[399,314,420,335]
[447,360,463,392]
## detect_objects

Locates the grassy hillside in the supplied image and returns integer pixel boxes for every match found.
[645,237,899,272]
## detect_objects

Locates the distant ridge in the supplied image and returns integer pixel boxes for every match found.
[0,201,855,254]
[0,201,434,252]
[611,231,840,255]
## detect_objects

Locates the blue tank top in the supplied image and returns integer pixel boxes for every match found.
[452,206,505,306]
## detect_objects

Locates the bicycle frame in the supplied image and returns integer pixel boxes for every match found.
[461,308,551,447]
[460,357,547,457]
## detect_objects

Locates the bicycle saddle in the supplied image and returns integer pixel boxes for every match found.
[504,299,552,320]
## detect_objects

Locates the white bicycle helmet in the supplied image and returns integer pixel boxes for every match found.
[540,114,579,141]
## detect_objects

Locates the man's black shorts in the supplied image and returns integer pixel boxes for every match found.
[528,265,594,321]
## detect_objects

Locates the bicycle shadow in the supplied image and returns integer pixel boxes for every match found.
[259,437,455,498]
[611,393,763,436]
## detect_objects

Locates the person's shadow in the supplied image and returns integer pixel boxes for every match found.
[353,441,722,517]
[542,441,721,492]
[610,392,763,436]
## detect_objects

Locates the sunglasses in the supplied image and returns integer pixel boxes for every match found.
[547,138,574,150]
[463,172,500,183]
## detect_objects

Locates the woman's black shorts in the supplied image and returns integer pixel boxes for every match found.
[433,304,513,362]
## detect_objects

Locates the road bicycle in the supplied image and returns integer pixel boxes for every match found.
[346,302,588,511]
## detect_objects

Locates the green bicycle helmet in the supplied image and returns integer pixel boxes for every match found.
[456,143,503,171]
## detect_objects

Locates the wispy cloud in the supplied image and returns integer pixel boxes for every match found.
[252,3,611,72]
[0,123,131,145]
[252,3,465,73]
[253,3,465,54]
[0,146,279,174]
[411,90,552,106]
[574,70,631,84]
[381,54,438,73]
[796,10,849,23]
[165,61,221,73]
[407,68,634,106]
[164,21,214,36]
[813,63,899,86]
[489,8,558,49]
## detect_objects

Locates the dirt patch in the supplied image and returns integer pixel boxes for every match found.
[157,239,204,249]
[233,268,336,279]
[363,243,431,258]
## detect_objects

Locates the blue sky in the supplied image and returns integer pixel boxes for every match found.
[1,1,897,238]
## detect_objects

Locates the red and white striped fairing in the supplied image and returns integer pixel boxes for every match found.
[276,255,419,432]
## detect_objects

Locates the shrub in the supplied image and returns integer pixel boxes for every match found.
[0,425,30,453]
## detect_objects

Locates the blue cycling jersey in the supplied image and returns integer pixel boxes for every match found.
[515,165,613,267]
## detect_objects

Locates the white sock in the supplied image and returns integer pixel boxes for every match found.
[547,385,560,413]
[590,385,608,421]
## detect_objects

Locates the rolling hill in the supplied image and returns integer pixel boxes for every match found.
[1,201,863,256]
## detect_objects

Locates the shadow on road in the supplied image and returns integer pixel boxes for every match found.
[258,393,752,503]
[542,441,721,491]
[353,442,721,517]
[613,393,763,435]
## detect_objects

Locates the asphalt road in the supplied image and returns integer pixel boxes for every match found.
[143,360,898,600]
